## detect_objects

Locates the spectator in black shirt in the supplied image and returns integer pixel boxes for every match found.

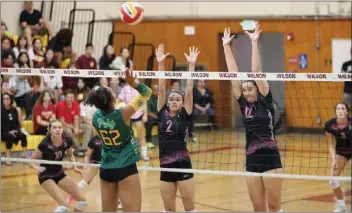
[342,49,352,109]
[19,1,55,37]
[1,93,28,166]
[193,80,215,124]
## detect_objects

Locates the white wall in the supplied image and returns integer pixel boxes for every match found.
[1,1,350,36]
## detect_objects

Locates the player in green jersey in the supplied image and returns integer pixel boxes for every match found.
[84,68,152,212]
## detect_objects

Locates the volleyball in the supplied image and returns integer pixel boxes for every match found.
[120,2,144,25]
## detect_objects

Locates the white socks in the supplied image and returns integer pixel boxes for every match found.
[78,180,88,190]
[277,209,283,212]
[188,210,197,212]
[141,146,148,156]
[337,200,346,207]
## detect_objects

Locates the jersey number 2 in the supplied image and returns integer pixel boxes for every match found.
[99,130,121,146]
[166,120,173,133]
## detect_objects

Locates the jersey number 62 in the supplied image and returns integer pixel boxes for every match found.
[98,130,121,146]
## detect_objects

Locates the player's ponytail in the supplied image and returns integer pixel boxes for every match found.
[84,87,113,112]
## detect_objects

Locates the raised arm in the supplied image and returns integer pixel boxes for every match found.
[245,22,269,96]
[121,69,152,124]
[222,27,242,99]
[156,44,170,111]
[184,46,200,114]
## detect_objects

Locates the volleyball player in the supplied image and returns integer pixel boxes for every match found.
[324,102,351,212]
[156,44,199,212]
[84,68,152,212]
[66,132,123,210]
[223,22,283,212]
[28,119,87,212]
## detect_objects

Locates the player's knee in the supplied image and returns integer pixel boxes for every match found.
[54,205,69,212]
[329,180,340,189]
[75,200,88,211]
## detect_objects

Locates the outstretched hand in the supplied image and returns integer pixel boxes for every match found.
[244,21,262,42]
[222,27,236,46]
[184,46,200,65]
[124,68,138,87]
[155,44,170,63]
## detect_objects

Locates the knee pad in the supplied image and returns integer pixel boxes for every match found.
[54,205,69,212]
[75,201,88,211]
[329,180,340,189]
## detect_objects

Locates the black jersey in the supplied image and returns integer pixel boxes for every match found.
[37,135,73,177]
[158,105,191,165]
[1,107,20,133]
[237,90,278,155]
[324,118,352,154]
[88,135,102,163]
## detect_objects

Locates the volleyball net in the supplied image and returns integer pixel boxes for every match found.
[1,67,351,182]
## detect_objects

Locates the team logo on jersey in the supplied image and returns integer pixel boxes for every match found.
[137,100,143,107]
[97,117,116,130]
[55,151,63,160]
[245,105,256,120]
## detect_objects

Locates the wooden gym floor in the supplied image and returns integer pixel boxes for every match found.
[1,130,351,212]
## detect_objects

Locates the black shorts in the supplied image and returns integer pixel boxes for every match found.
[336,151,352,160]
[38,173,66,185]
[131,115,143,123]
[100,163,138,183]
[246,148,282,173]
[160,161,194,182]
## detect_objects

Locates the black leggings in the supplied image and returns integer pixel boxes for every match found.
[2,131,28,150]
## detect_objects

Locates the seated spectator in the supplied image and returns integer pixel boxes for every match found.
[32,90,56,135]
[47,28,73,66]
[99,44,115,70]
[1,37,16,64]
[78,90,96,153]
[1,93,28,166]
[2,81,29,135]
[32,38,45,68]
[12,34,35,67]
[93,77,109,90]
[19,1,54,38]
[42,50,63,103]
[1,51,15,68]
[171,79,181,91]
[75,78,90,103]
[8,75,37,119]
[193,80,215,124]
[18,52,32,68]
[110,47,133,70]
[55,89,83,155]
[1,21,9,38]
[145,84,158,147]
[110,78,125,97]
[76,43,97,88]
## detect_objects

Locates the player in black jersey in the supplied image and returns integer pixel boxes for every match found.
[223,22,283,212]
[324,102,351,212]
[28,119,87,212]
[66,133,124,210]
[156,44,199,212]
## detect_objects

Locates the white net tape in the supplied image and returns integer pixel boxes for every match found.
[1,157,351,181]
[1,67,351,81]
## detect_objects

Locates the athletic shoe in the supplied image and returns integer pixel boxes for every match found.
[334,206,347,212]
[118,200,123,210]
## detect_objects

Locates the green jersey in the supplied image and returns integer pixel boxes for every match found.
[92,109,140,169]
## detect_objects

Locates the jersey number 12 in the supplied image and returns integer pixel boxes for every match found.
[98,130,121,146]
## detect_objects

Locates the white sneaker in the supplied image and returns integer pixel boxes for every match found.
[117,200,123,210]
[334,206,347,212]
